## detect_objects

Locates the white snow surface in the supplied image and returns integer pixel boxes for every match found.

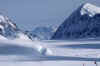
[0,15,6,22]
[0,35,7,40]
[15,33,31,41]
[0,39,99,66]
[81,3,100,17]
[0,38,53,58]
[0,25,4,31]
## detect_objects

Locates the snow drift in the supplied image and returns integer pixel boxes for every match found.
[0,39,52,56]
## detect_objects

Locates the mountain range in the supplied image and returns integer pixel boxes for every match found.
[0,14,55,40]
[0,3,100,40]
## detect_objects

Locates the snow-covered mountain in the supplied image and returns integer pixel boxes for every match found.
[0,14,53,56]
[0,14,31,40]
[0,13,56,41]
[52,3,100,40]
[26,26,56,40]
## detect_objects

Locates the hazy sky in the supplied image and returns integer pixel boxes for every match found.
[0,0,100,30]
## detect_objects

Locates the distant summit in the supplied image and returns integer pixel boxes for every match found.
[52,3,100,40]
[25,26,56,40]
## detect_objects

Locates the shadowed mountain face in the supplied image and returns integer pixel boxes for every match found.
[52,3,100,40]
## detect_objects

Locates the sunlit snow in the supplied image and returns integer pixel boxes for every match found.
[81,3,100,17]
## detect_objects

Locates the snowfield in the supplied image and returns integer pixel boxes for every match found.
[0,39,100,66]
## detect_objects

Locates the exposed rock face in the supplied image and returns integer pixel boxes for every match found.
[52,3,100,40]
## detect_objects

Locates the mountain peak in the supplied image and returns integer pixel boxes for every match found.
[81,3,100,17]
[0,14,17,29]
[52,3,100,40]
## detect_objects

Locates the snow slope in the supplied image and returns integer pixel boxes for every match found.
[0,14,32,41]
[0,40,100,66]
[15,32,31,41]
[0,39,53,59]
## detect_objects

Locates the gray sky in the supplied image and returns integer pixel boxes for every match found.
[0,0,100,30]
